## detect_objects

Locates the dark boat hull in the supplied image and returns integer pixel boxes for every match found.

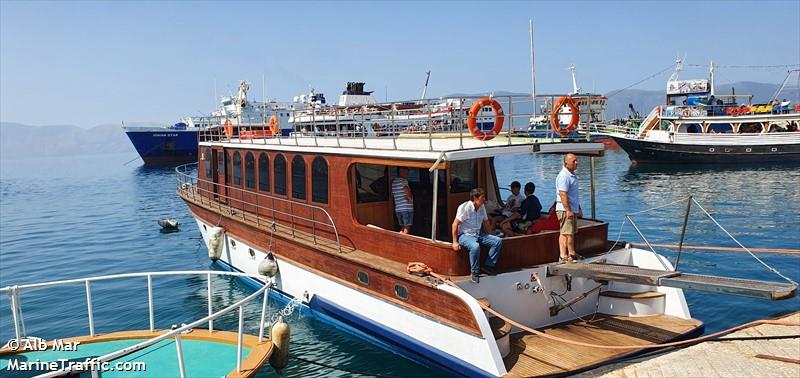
[611,136,800,164]
[125,130,198,165]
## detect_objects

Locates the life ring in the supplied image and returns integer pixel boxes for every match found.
[467,98,505,141]
[223,119,233,137]
[550,96,579,137]
[269,115,280,136]
[681,108,691,117]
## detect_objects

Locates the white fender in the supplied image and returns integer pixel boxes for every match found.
[207,227,225,261]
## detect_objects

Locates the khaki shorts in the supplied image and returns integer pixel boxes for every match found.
[557,211,577,235]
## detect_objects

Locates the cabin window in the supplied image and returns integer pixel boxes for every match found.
[292,155,306,200]
[258,153,270,192]
[355,163,389,203]
[394,284,409,300]
[357,271,369,286]
[449,160,477,193]
[274,154,287,195]
[233,151,242,186]
[217,151,225,179]
[312,156,328,204]
[245,152,255,189]
[204,148,212,178]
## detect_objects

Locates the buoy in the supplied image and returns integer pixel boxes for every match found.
[258,253,278,277]
[269,315,291,372]
[158,218,180,230]
[207,227,225,261]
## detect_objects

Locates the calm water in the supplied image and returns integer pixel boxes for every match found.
[1,150,798,377]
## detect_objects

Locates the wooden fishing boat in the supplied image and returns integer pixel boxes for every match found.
[177,94,795,377]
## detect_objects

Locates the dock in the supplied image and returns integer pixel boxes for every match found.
[577,312,800,378]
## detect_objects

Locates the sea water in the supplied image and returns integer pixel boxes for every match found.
[1,150,798,377]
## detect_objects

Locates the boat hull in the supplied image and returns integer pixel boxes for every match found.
[611,136,800,164]
[124,130,198,165]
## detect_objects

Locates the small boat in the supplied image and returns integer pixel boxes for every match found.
[176,93,795,377]
[603,62,800,164]
[0,271,284,377]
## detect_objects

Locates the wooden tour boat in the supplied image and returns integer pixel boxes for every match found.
[176,94,796,377]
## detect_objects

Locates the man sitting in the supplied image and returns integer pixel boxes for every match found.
[499,182,542,236]
[491,181,522,226]
[452,188,502,284]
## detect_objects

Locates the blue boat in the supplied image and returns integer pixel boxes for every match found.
[124,122,202,165]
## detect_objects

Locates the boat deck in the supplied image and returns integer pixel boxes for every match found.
[0,329,272,378]
[503,314,703,377]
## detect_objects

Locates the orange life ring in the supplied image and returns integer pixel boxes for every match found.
[467,98,505,141]
[223,119,233,137]
[550,96,579,137]
[268,115,280,136]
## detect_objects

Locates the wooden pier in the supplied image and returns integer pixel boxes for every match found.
[577,312,800,378]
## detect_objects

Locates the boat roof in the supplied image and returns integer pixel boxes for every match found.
[200,135,604,162]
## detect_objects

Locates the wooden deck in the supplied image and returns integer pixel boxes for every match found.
[503,314,703,377]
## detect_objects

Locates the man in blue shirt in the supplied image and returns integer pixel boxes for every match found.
[556,153,582,262]
[451,188,502,283]
[499,182,542,236]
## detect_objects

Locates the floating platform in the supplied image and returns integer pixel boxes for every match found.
[576,312,800,378]
[0,329,272,377]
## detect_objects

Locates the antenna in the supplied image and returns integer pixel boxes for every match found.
[421,70,431,100]
[668,55,685,82]
[529,19,537,117]
[569,64,580,95]
[709,60,715,96]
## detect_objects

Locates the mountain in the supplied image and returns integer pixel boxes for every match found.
[0,122,141,159]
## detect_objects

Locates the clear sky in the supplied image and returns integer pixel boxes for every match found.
[1,0,798,127]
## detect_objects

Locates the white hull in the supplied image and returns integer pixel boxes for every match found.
[194,218,691,377]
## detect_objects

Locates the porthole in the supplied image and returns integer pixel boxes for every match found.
[724,148,732,153]
[708,148,715,152]
[771,147,778,152]
[357,271,369,286]
[230,239,236,249]
[746,148,752,152]
[394,284,409,301]
[249,248,256,259]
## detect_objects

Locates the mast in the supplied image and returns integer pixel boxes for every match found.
[569,64,580,95]
[421,70,431,100]
[529,19,537,117]
[709,60,715,96]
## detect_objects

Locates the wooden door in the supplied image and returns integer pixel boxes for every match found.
[212,148,227,203]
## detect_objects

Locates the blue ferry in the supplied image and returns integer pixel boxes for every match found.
[124,80,293,165]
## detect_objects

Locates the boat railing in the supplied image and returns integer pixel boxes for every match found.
[1,270,273,377]
[198,94,596,151]
[176,163,342,252]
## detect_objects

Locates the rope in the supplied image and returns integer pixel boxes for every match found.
[629,242,800,255]
[606,63,676,99]
[690,198,798,286]
[686,63,800,69]
[428,269,799,350]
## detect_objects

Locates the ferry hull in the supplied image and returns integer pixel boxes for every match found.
[124,130,198,165]
[611,136,800,164]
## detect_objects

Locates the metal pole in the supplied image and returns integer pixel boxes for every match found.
[237,305,244,372]
[85,280,95,336]
[207,273,213,332]
[507,96,513,145]
[590,156,596,220]
[626,215,670,271]
[430,168,439,242]
[9,287,20,340]
[674,196,693,270]
[175,333,187,378]
[147,275,154,331]
[258,285,269,342]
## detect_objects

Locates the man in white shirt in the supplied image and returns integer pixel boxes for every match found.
[451,188,503,283]
[555,153,582,262]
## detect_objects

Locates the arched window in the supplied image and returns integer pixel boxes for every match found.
[312,156,328,204]
[258,153,270,192]
[204,148,212,178]
[245,152,255,189]
[233,151,242,186]
[292,155,306,200]
[274,154,287,195]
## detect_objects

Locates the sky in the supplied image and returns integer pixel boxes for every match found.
[1,0,798,127]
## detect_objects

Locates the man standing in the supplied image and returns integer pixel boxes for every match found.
[452,188,502,283]
[556,153,582,262]
[392,167,414,234]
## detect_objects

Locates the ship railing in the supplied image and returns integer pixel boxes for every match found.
[198,94,603,150]
[176,163,342,253]
[1,270,273,377]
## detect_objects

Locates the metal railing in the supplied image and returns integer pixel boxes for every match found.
[197,95,604,152]
[1,270,272,378]
[176,163,342,252]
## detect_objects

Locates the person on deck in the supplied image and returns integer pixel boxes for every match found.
[452,188,502,284]
[499,182,543,237]
[491,181,523,226]
[556,154,582,262]
[392,167,414,234]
